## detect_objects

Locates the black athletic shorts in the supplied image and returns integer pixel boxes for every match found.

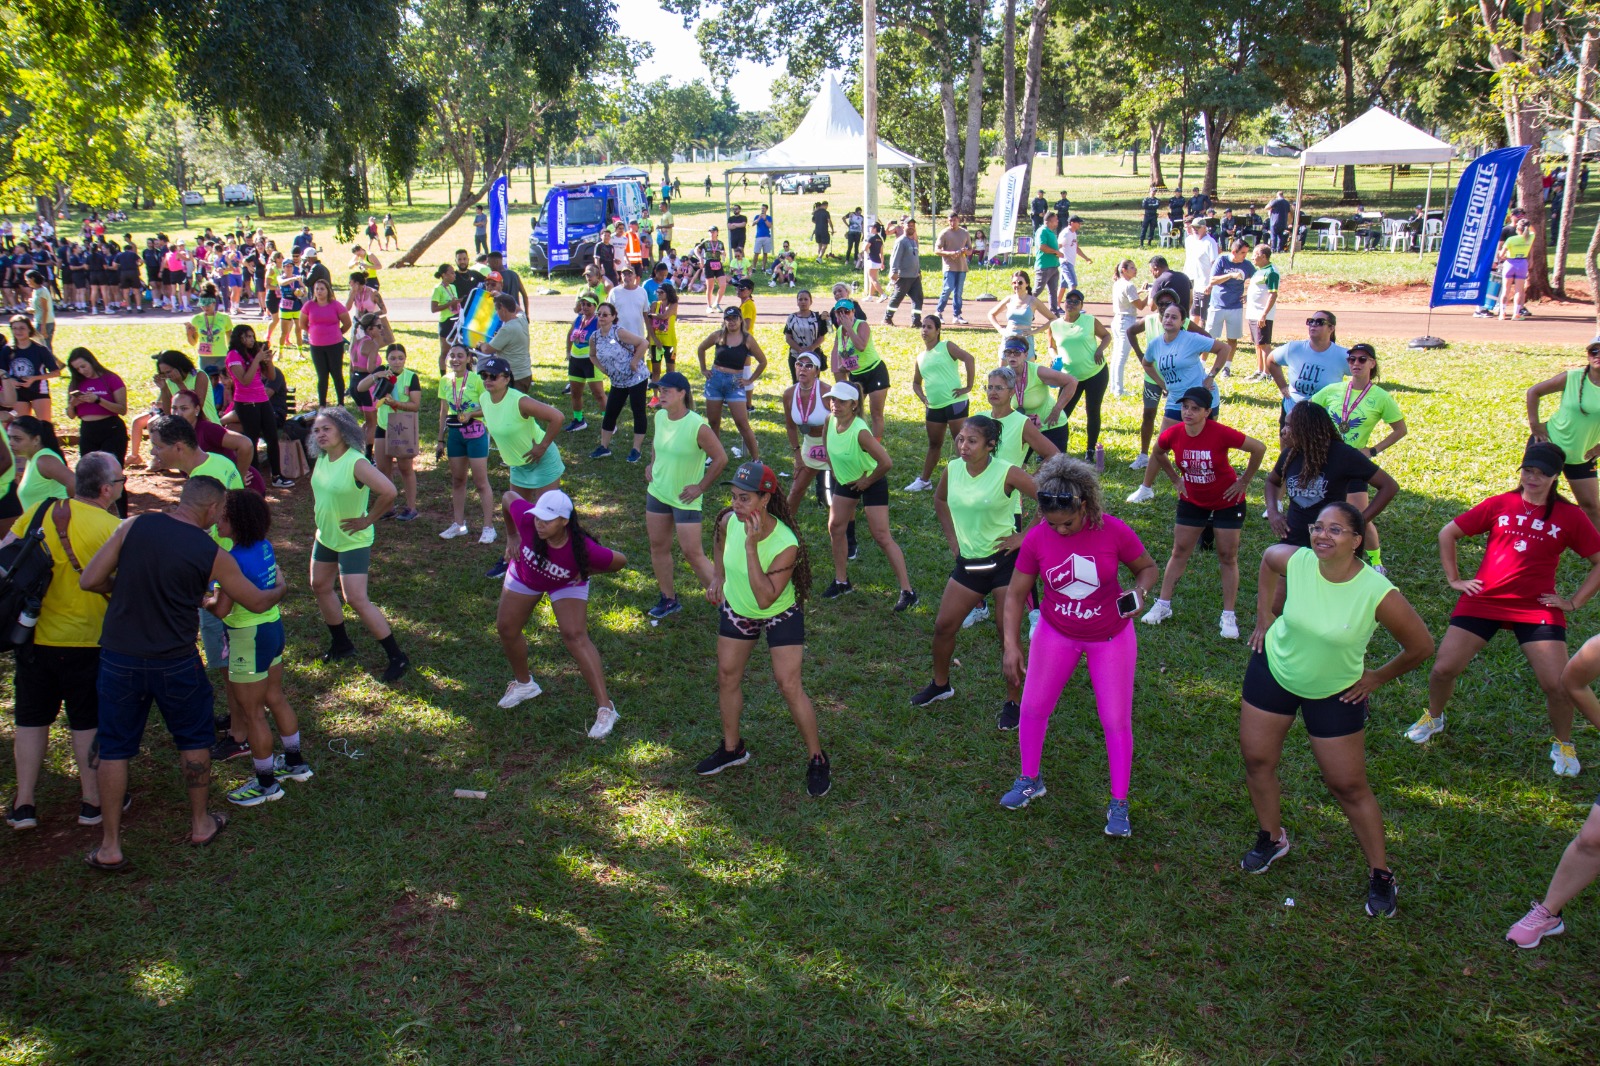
[950,550,1017,595]
[830,473,888,507]
[1564,459,1597,482]
[926,400,970,424]
[0,485,21,520]
[14,644,101,730]
[849,361,891,396]
[1242,649,1369,739]
[1449,613,1567,645]
[1176,498,1245,529]
[568,356,598,381]
[718,602,804,646]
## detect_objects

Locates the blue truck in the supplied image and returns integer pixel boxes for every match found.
[527,179,647,274]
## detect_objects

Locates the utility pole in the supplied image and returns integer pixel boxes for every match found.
[863,0,877,296]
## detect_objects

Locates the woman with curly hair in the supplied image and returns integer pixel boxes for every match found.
[696,461,830,798]
[1264,402,1398,547]
[998,455,1158,838]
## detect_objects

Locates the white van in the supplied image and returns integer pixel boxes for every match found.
[222,184,255,205]
[180,190,205,206]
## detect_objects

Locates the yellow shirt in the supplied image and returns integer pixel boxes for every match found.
[740,298,757,331]
[18,499,121,647]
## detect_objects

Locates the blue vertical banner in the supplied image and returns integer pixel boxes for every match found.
[488,175,509,254]
[1430,145,1530,306]
[547,188,571,267]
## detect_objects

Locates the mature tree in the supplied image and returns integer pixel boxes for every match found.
[615,79,725,181]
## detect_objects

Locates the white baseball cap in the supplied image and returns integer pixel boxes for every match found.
[829,381,860,403]
[531,490,574,520]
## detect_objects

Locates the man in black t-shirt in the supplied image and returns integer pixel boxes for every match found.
[727,206,748,255]
[452,247,485,301]
[1143,255,1192,316]
[1139,188,1163,247]
[1168,191,1187,223]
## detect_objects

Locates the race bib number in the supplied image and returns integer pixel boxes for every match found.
[838,347,860,372]
[707,260,722,272]
[197,342,213,358]
[806,443,827,465]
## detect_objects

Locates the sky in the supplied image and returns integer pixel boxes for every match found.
[615,0,782,109]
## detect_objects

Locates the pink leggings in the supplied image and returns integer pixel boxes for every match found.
[1018,620,1136,799]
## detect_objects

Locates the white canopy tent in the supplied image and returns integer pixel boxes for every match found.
[604,165,649,180]
[723,74,929,219]
[1289,107,1457,265]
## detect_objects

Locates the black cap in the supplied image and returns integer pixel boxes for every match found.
[1523,441,1565,477]
[1179,386,1214,410]
[477,356,512,378]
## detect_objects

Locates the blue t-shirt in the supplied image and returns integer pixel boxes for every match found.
[225,539,279,625]
[1272,339,1349,412]
[754,214,772,238]
[1209,257,1254,311]
[643,278,660,304]
[1148,330,1219,408]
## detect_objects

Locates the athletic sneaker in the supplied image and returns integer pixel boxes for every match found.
[394,508,419,522]
[626,449,642,463]
[847,537,859,561]
[321,642,358,663]
[272,754,315,782]
[1219,611,1240,639]
[272,476,295,489]
[211,735,251,761]
[485,559,509,579]
[962,602,991,629]
[909,681,954,706]
[821,580,854,600]
[589,445,612,459]
[478,527,497,545]
[1404,711,1445,744]
[695,740,750,776]
[1000,775,1047,809]
[588,703,619,740]
[1129,453,1149,470]
[228,779,285,807]
[1240,828,1291,873]
[439,522,469,540]
[904,477,932,492]
[498,677,543,708]
[1506,902,1565,948]
[1126,484,1155,503]
[806,752,832,797]
[1473,308,1493,318]
[382,655,411,683]
[1141,599,1173,625]
[893,589,920,612]
[1105,799,1132,837]
[6,803,37,830]
[996,700,1021,730]
[563,417,588,433]
[78,792,133,826]
[1365,869,1398,918]
[647,596,683,620]
[1551,740,1581,777]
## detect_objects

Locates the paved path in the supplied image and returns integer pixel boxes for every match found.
[60,293,1597,347]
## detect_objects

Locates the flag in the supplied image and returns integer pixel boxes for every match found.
[1430,146,1530,306]
[458,287,502,349]
[547,188,571,267]
[488,176,509,254]
[987,165,1029,257]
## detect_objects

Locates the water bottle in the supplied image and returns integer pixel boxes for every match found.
[10,605,38,647]
[1094,443,1105,473]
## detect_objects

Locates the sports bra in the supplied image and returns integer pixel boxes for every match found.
[713,333,750,372]
[789,383,828,429]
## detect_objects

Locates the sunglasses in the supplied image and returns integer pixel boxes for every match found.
[1037,492,1082,511]
[1347,354,1373,364]
[1064,296,1084,305]
[1587,346,1600,357]
[1306,317,1331,327]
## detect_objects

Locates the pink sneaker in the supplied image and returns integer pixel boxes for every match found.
[1506,902,1564,948]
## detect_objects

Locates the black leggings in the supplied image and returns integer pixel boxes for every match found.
[233,400,281,478]
[309,342,347,407]
[79,416,129,517]
[602,380,649,437]
[1062,367,1109,457]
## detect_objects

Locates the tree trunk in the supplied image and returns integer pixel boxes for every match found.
[1132,139,1140,177]
[938,64,963,216]
[1177,112,1189,190]
[1001,0,1017,166]
[1202,109,1227,196]
[959,21,984,214]
[1481,0,1552,298]
[394,118,524,267]
[1014,0,1048,208]
[1556,29,1596,297]
[406,178,413,207]
[1586,208,1600,326]
[1055,125,1065,176]
[1149,120,1165,187]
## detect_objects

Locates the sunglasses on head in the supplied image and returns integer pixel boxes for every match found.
[1037,492,1082,511]
[1306,317,1331,327]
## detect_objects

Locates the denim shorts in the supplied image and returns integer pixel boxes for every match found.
[198,608,228,671]
[704,368,747,404]
[96,649,216,759]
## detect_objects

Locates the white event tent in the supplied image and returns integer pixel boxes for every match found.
[1289,107,1457,264]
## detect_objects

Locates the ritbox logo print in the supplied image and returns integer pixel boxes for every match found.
[1042,553,1106,621]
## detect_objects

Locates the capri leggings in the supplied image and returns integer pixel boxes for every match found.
[602,380,649,437]
[309,342,348,407]
[1018,619,1136,798]
[1061,366,1108,456]
[232,399,281,478]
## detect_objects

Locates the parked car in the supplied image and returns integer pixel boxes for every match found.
[776,173,830,194]
[222,184,255,206]
[180,190,205,206]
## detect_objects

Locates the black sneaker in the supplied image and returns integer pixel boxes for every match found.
[997,700,1021,730]
[78,792,132,826]
[485,559,509,579]
[806,752,831,797]
[6,803,37,830]
[382,655,411,683]
[1240,828,1291,873]
[211,735,251,761]
[893,589,919,613]
[847,538,859,561]
[213,713,233,733]
[821,580,854,600]
[1365,868,1398,918]
[695,740,750,776]
[321,643,358,664]
[909,681,955,706]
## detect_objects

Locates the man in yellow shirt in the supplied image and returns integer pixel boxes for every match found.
[5,452,124,832]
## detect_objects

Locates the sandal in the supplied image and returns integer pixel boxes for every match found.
[85,847,132,872]
[190,811,229,847]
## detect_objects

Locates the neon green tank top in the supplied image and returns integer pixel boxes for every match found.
[0,432,20,496]
[838,326,882,374]
[162,370,219,423]
[376,368,419,431]
[723,515,798,619]
[311,446,373,552]
[191,452,244,549]
[17,448,67,514]
[1546,370,1600,465]
[916,340,963,409]
[1049,314,1107,382]
[648,409,710,512]
[948,456,1015,558]
[481,388,546,467]
[997,408,1031,516]
[1265,548,1395,698]
[1019,362,1066,431]
[826,416,876,484]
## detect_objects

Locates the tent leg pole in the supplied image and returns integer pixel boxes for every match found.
[1290,167,1307,268]
[1420,166,1433,257]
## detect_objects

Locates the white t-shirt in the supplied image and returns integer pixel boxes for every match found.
[1183,233,1218,290]
[1111,278,1140,319]
[611,285,650,338]
[1246,263,1281,322]
[1059,228,1079,266]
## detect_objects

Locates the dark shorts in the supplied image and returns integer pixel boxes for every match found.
[950,550,1018,595]
[0,484,20,520]
[1249,318,1274,346]
[438,317,458,339]
[831,473,889,507]
[1190,292,1210,319]
[352,384,375,412]
[225,619,285,684]
[95,649,216,759]
[88,272,109,287]
[161,268,182,285]
[1040,424,1070,454]
[926,400,970,424]
[311,538,372,575]
[645,492,702,524]
[1242,649,1368,739]
[446,425,490,459]
[119,273,140,289]
[1564,459,1597,482]
[1449,614,1567,645]
[15,644,100,730]
[849,361,891,396]
[650,345,675,367]
[569,356,598,381]
[1176,497,1246,529]
[1142,378,1163,411]
[718,602,804,646]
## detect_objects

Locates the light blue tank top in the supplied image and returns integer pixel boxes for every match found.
[1005,300,1036,358]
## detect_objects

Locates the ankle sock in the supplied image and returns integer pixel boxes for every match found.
[379,634,405,661]
[280,732,301,754]
[326,622,353,650]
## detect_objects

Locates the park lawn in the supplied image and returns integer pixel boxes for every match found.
[50,153,1600,310]
[1,321,1598,1062]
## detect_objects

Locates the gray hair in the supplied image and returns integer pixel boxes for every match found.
[1035,454,1105,529]
[75,452,121,499]
[987,365,1017,388]
[313,405,367,454]
[493,293,518,313]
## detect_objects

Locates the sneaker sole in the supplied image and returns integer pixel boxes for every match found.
[276,768,315,782]
[7,819,37,830]
[588,712,619,740]
[1241,841,1290,874]
[498,686,543,709]
[808,780,831,798]
[696,752,751,776]
[1001,785,1046,810]
[229,789,285,808]
[1366,898,1398,918]
[909,687,955,707]
[1404,723,1444,743]
[1509,922,1564,948]
[1105,824,1132,838]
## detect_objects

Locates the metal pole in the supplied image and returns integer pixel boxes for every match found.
[1289,164,1307,267]
[1419,165,1433,258]
[863,0,878,296]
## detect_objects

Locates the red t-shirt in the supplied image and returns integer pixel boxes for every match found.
[1158,419,1246,509]
[1014,515,1146,641]
[1452,492,1600,625]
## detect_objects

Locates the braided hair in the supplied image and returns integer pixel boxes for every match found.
[713,489,812,606]
[1282,401,1336,482]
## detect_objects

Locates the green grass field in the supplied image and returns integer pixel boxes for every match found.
[2,319,1599,1063]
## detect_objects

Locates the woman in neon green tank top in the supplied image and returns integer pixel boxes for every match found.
[698,460,831,798]
[1045,289,1112,460]
[309,407,411,682]
[643,372,729,620]
[0,428,17,537]
[477,356,566,580]
[906,315,978,492]
[1240,501,1432,914]
[1000,336,1077,455]
[822,381,916,610]
[831,300,890,440]
[918,415,1038,725]
[1527,341,1600,530]
[7,417,72,514]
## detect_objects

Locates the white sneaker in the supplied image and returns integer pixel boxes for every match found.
[731,446,744,459]
[1403,712,1445,744]
[478,527,497,545]
[1129,453,1149,470]
[1126,484,1155,504]
[1551,741,1581,777]
[905,477,932,492]
[1028,608,1041,640]
[588,703,620,740]
[1219,612,1240,639]
[1141,599,1173,625]
[962,603,991,629]
[497,677,543,709]
[439,522,468,540]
